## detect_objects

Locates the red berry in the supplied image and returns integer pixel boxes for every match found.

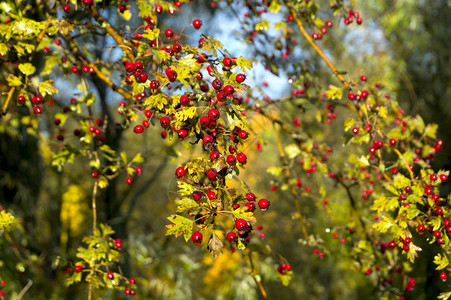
[178,128,189,141]
[326,20,333,27]
[440,174,448,182]
[126,177,133,185]
[71,66,79,73]
[227,231,237,244]
[236,73,246,83]
[207,191,216,200]
[208,109,220,120]
[238,130,248,139]
[175,167,186,178]
[165,29,173,38]
[235,219,248,231]
[236,152,247,164]
[210,151,220,161]
[180,95,190,106]
[193,19,202,29]
[417,224,425,234]
[360,75,367,82]
[160,116,170,128]
[227,155,237,166]
[206,168,217,180]
[107,272,114,279]
[134,125,144,133]
[74,265,82,273]
[258,199,270,211]
[193,191,203,201]
[246,193,256,202]
[129,278,136,284]
[352,127,359,134]
[63,4,71,13]
[440,272,447,281]
[191,231,203,246]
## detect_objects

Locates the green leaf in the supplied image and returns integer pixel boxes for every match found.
[97,176,109,189]
[166,215,194,242]
[0,43,8,56]
[434,253,449,270]
[343,118,355,132]
[372,216,393,233]
[235,57,253,72]
[0,210,17,231]
[144,93,168,110]
[268,0,281,13]
[393,173,410,189]
[326,85,342,100]
[39,80,59,97]
[175,198,199,213]
[18,63,36,76]
[6,74,22,86]
[285,144,301,159]
[267,166,283,177]
[424,123,438,139]
[131,153,144,164]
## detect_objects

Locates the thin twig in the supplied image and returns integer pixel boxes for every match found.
[247,250,268,300]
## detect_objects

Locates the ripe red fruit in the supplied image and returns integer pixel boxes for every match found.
[440,174,448,182]
[212,79,223,90]
[126,177,133,185]
[180,95,190,106]
[210,151,220,161]
[360,75,367,82]
[193,191,203,201]
[178,128,189,141]
[236,73,246,83]
[160,116,170,128]
[71,66,79,73]
[440,272,447,281]
[425,187,433,195]
[207,191,216,200]
[63,4,71,13]
[238,130,248,139]
[235,219,247,231]
[206,168,218,180]
[193,19,202,29]
[246,193,256,202]
[326,20,333,27]
[236,152,247,164]
[258,199,270,211]
[134,125,144,133]
[417,224,425,234]
[191,231,203,246]
[129,278,136,284]
[227,231,237,244]
[175,167,186,178]
[227,155,237,166]
[107,272,114,279]
[352,127,359,134]
[223,57,233,67]
[208,109,220,120]
[200,116,210,128]
[388,241,396,249]
[165,29,173,38]
[91,171,99,178]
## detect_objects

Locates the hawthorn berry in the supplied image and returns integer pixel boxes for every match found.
[440,174,448,182]
[326,20,333,27]
[126,177,133,185]
[238,130,248,139]
[193,19,202,29]
[178,128,189,141]
[208,109,220,120]
[417,224,425,234]
[236,73,246,83]
[160,116,170,128]
[191,231,203,246]
[180,95,190,106]
[134,125,144,133]
[258,199,270,211]
[235,219,248,231]
[246,192,256,202]
[237,153,247,164]
[352,127,359,134]
[62,4,71,13]
[440,272,447,281]
[206,168,218,180]
[107,272,114,280]
[193,191,203,201]
[227,231,237,244]
[210,151,220,161]
[175,167,186,178]
[165,29,173,38]
[227,155,237,166]
[74,265,82,273]
[207,191,216,200]
[91,171,99,178]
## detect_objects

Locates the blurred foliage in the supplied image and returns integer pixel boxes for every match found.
[0,0,449,299]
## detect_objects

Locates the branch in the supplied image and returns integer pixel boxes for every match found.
[90,6,135,62]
